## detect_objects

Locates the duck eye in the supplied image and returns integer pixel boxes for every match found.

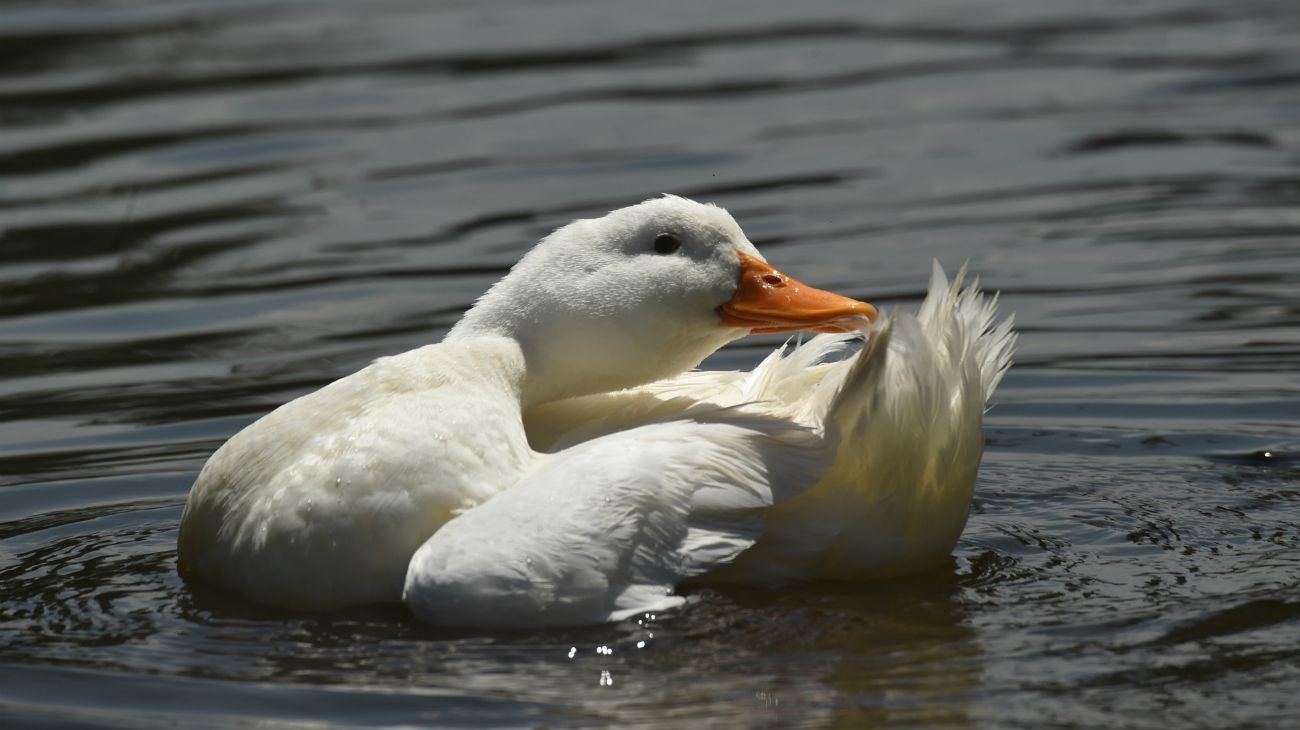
[653,234,682,255]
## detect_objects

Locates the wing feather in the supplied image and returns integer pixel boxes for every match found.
[403,417,830,627]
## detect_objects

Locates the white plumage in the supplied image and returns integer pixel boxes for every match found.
[405,418,827,627]
[524,262,1015,592]
[177,195,1014,626]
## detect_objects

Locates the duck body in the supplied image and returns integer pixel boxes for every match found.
[178,338,536,610]
[178,195,1014,626]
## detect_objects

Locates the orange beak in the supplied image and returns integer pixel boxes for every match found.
[717,251,877,334]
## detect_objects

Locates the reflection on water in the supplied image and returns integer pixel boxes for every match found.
[2,0,1299,726]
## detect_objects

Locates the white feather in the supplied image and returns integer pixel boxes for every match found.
[404,418,829,627]
[177,192,1015,626]
[526,260,1017,585]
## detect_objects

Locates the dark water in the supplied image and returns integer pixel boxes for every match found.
[2,0,1299,726]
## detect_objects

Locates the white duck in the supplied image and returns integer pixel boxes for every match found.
[178,190,878,615]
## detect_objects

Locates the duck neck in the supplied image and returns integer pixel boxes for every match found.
[445,281,737,407]
[487,335,649,409]
[515,353,645,408]
[443,329,676,409]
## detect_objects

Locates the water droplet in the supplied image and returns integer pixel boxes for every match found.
[599,670,613,687]
[636,640,645,649]
[335,477,342,486]
[525,557,533,567]
[756,690,780,707]
[567,647,576,659]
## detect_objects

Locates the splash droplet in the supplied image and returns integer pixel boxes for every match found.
[567,647,576,659]
[599,670,613,687]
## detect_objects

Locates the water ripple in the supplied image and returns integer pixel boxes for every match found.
[1,0,1299,726]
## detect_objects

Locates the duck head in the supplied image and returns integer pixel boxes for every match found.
[446,195,875,404]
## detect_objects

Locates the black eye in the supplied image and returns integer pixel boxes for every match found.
[653,234,682,255]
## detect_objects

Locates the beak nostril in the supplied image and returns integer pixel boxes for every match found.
[722,250,875,334]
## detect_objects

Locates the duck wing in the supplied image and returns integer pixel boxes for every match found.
[403,416,831,627]
[522,333,858,450]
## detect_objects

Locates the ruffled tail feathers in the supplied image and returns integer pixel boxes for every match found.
[746,260,1016,424]
[712,262,1015,583]
[919,260,1017,404]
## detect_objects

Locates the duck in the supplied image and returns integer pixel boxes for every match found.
[177,195,880,621]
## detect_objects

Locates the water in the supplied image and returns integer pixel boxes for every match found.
[2,0,1299,726]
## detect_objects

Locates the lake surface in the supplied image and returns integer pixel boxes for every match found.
[2,0,1299,726]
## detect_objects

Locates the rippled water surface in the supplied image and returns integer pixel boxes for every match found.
[3,0,1300,727]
